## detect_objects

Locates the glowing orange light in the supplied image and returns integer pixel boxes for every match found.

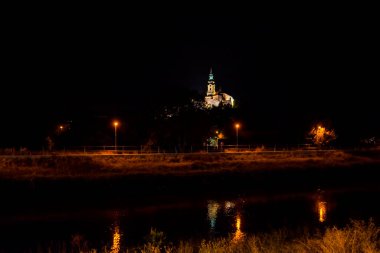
[232,213,245,243]
[235,123,240,129]
[236,215,241,230]
[113,121,119,127]
[111,225,121,253]
[318,201,327,223]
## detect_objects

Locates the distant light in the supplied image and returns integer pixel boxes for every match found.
[235,123,240,129]
[114,121,119,127]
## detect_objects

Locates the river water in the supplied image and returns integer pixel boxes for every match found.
[0,186,378,252]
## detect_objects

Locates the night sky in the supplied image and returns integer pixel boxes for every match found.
[2,6,379,148]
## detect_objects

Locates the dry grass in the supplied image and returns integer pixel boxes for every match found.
[68,219,378,252]
[23,220,380,252]
[130,220,379,253]
[0,150,379,180]
[295,220,380,253]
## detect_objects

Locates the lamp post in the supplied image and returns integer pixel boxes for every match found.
[113,121,119,151]
[235,123,240,151]
[216,131,224,151]
[215,130,219,150]
[59,125,64,151]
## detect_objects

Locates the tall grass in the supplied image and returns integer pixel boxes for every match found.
[131,219,379,253]
[295,220,380,253]
[24,220,379,252]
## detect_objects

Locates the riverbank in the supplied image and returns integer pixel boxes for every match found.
[0,150,379,252]
[1,149,379,179]
[0,149,379,210]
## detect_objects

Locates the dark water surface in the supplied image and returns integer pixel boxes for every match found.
[0,185,379,252]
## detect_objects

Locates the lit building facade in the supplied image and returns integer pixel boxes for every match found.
[204,69,235,108]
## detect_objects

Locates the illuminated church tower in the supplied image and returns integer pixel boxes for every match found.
[204,68,235,108]
[207,68,216,96]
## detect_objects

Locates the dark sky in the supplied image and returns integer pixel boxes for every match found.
[2,5,379,147]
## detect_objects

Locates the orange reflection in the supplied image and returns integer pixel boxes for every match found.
[232,213,245,243]
[318,201,327,223]
[111,225,121,253]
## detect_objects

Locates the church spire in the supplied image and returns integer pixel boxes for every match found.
[209,68,214,81]
[207,67,216,96]
[204,67,235,108]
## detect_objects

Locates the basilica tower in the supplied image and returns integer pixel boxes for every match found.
[204,68,235,108]
[207,68,216,96]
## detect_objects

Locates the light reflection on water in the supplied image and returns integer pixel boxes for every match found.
[207,199,245,242]
[232,212,245,242]
[316,189,328,223]
[224,201,235,214]
[318,201,327,223]
[0,189,377,252]
[207,200,220,231]
[111,225,121,253]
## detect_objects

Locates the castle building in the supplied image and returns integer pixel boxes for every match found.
[204,69,235,108]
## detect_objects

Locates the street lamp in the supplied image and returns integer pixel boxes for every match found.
[216,131,224,151]
[113,121,119,151]
[58,125,64,151]
[235,123,240,150]
[215,130,219,149]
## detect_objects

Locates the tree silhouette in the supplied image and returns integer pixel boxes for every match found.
[309,124,336,147]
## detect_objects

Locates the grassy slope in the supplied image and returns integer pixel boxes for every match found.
[0,150,378,180]
[0,150,378,208]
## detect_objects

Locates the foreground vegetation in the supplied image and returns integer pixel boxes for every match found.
[57,220,380,252]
